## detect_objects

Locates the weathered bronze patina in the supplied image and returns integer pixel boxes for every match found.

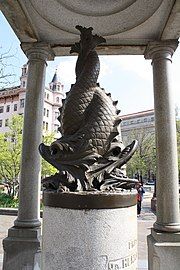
[43,190,137,209]
[39,26,138,191]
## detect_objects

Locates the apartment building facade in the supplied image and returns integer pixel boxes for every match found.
[120,109,155,141]
[0,64,64,135]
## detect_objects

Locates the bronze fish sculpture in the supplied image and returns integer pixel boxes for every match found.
[39,26,138,191]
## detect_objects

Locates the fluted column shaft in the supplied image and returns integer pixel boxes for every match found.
[14,44,54,228]
[145,40,180,232]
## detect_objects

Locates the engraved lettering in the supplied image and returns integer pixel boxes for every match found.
[128,239,137,250]
[108,253,137,269]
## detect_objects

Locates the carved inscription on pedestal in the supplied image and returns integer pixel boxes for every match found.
[108,239,137,269]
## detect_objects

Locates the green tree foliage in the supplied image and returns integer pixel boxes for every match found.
[0,115,57,197]
[0,191,19,207]
[125,117,180,181]
[41,132,57,178]
[0,115,23,197]
[123,128,156,180]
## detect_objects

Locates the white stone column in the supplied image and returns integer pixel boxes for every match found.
[145,40,180,233]
[14,43,53,228]
[3,43,54,270]
[145,41,180,270]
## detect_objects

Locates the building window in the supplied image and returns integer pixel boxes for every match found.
[43,121,45,130]
[137,119,140,123]
[55,112,59,120]
[56,97,59,103]
[54,124,59,132]
[14,104,17,111]
[20,99,25,108]
[5,119,9,127]
[0,106,4,113]
[22,67,27,76]
[46,122,48,131]
[22,81,26,88]
[47,93,49,100]
[44,108,46,116]
[6,105,10,112]
[144,118,147,122]
[130,120,134,124]
[47,109,49,117]
[0,119,2,127]
[151,116,154,121]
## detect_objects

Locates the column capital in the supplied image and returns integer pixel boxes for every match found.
[144,39,179,60]
[21,42,55,61]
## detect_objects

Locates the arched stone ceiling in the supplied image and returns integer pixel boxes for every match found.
[0,0,179,55]
[29,0,163,36]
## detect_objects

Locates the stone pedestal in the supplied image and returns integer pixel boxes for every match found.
[148,229,180,270]
[42,191,137,270]
[3,227,41,270]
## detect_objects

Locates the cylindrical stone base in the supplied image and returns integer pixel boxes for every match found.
[42,191,137,270]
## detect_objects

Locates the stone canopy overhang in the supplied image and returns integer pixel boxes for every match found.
[0,0,180,57]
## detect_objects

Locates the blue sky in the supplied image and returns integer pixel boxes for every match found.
[0,11,180,115]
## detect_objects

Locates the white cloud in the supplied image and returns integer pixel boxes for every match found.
[57,57,77,85]
[102,55,153,82]
[99,56,112,80]
[50,56,111,87]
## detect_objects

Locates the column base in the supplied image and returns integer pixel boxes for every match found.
[14,218,41,228]
[153,221,180,233]
[3,226,41,270]
[148,228,180,270]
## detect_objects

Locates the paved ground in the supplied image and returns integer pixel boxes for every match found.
[0,215,15,269]
[137,194,156,270]
[0,192,156,270]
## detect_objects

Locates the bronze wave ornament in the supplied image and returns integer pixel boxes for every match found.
[39,26,138,192]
